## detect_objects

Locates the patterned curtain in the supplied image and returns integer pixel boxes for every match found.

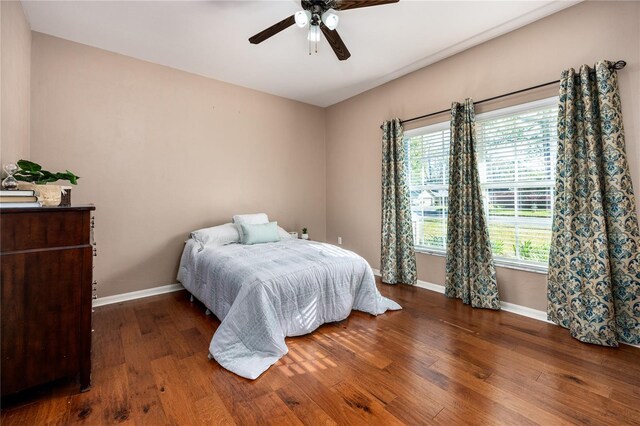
[381,118,417,285]
[548,61,640,346]
[445,99,500,309]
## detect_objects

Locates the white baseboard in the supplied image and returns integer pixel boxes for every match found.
[372,268,640,348]
[500,301,551,323]
[93,283,184,307]
[372,268,552,323]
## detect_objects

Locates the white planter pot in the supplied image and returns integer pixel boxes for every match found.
[18,182,62,206]
[301,234,309,240]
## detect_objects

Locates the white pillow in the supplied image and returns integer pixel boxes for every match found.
[278,227,294,240]
[232,213,269,225]
[233,213,269,241]
[191,223,239,246]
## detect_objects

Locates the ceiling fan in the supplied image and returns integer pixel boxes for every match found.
[248,0,400,61]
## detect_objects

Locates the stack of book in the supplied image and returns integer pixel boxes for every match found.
[0,190,41,208]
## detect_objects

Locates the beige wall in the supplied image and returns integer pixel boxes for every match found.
[325,1,640,311]
[1,0,31,165]
[30,33,326,297]
[23,1,640,306]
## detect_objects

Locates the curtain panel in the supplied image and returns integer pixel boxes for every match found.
[445,99,500,309]
[548,61,640,346]
[381,118,417,285]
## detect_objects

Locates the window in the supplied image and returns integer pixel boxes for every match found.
[405,97,558,271]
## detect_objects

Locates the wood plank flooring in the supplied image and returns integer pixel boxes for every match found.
[2,279,639,425]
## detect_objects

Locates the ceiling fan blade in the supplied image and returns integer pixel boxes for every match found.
[319,23,351,61]
[249,15,296,44]
[334,0,399,11]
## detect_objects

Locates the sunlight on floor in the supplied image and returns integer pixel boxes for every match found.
[276,345,338,377]
[276,326,385,376]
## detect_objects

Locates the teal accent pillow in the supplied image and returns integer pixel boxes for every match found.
[241,221,281,245]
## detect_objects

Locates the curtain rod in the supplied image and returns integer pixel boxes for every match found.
[380,60,627,130]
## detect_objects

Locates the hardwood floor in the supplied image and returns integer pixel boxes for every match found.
[2,279,639,425]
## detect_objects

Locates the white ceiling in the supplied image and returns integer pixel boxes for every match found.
[22,0,578,107]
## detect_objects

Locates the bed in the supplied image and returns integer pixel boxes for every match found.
[177,223,401,380]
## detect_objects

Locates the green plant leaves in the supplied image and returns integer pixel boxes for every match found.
[58,170,79,185]
[17,159,42,173]
[13,171,38,182]
[14,159,80,185]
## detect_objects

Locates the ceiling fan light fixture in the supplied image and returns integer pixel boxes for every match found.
[294,10,311,28]
[249,0,402,60]
[307,24,321,42]
[321,10,339,30]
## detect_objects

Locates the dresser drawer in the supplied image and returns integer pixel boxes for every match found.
[0,210,90,252]
[1,248,86,394]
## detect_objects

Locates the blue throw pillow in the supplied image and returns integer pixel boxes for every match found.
[241,221,281,245]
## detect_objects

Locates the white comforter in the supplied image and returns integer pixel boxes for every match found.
[177,238,401,379]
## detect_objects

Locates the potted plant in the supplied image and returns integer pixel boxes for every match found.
[14,160,80,206]
[301,227,309,240]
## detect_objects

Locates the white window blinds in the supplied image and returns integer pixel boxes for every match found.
[405,97,558,271]
[406,121,450,251]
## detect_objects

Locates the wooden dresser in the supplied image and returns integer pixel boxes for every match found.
[1,205,96,396]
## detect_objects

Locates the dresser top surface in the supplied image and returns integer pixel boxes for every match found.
[0,204,95,214]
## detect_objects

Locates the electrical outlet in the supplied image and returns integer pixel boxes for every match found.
[338,237,342,245]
